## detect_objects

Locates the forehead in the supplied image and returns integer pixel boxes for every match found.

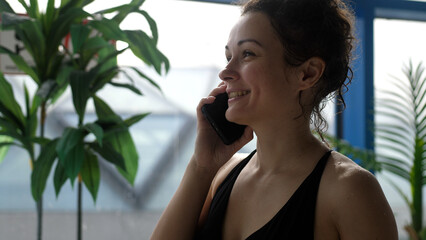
[227,11,280,48]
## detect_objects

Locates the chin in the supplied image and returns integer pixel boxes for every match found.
[225,110,247,125]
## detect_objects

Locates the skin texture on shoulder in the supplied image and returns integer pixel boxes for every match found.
[314,151,398,240]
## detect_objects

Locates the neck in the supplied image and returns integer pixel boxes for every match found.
[251,117,328,174]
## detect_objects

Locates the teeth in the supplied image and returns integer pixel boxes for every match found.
[228,90,250,98]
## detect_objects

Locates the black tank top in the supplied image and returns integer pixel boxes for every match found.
[195,150,332,240]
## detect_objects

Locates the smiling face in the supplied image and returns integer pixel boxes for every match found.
[220,12,302,127]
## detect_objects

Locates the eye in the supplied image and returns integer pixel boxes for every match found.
[243,50,255,58]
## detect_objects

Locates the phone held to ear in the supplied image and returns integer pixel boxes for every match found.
[201,92,246,145]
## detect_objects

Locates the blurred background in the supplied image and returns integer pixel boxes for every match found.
[1,0,426,239]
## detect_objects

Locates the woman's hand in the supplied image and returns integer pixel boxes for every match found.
[151,82,253,240]
[192,82,253,175]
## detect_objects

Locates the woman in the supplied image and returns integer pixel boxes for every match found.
[151,0,398,239]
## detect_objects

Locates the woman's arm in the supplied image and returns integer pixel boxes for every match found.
[150,157,217,239]
[150,84,253,239]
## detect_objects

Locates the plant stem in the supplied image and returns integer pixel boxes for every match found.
[412,137,423,234]
[36,198,43,240]
[78,174,83,240]
[37,101,47,240]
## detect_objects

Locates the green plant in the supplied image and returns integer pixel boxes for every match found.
[374,61,425,240]
[0,0,169,239]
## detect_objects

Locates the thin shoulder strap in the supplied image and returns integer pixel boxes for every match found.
[195,150,256,240]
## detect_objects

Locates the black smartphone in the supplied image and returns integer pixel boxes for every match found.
[201,92,246,145]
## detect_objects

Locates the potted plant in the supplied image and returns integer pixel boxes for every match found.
[374,61,425,239]
[0,0,169,239]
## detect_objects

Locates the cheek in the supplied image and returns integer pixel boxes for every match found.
[243,64,275,89]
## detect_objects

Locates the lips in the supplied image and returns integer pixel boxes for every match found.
[228,90,250,99]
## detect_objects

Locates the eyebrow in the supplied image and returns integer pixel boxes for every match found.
[225,38,263,50]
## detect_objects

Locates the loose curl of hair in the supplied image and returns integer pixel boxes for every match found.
[241,0,355,138]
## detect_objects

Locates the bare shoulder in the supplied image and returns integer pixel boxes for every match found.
[325,151,377,187]
[320,151,398,239]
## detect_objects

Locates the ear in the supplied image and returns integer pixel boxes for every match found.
[297,57,325,91]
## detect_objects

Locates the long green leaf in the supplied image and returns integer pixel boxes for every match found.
[109,81,143,95]
[106,130,138,185]
[376,98,413,119]
[93,95,122,124]
[376,142,412,161]
[43,0,57,34]
[376,109,414,128]
[49,66,71,104]
[0,136,13,165]
[125,30,164,74]
[63,142,84,183]
[380,162,411,181]
[91,67,120,94]
[383,174,412,212]
[0,74,25,126]
[89,142,126,171]
[28,0,39,18]
[0,0,15,13]
[92,46,126,76]
[16,0,30,17]
[36,80,57,100]
[414,76,426,103]
[47,7,89,58]
[15,20,45,69]
[0,124,23,144]
[24,84,38,138]
[101,0,145,24]
[124,113,150,127]
[84,123,103,147]
[385,75,412,99]
[376,153,411,170]
[0,46,40,83]
[137,10,158,44]
[70,70,92,122]
[81,149,100,202]
[127,66,162,93]
[379,89,412,106]
[93,98,139,183]
[70,23,91,54]
[60,0,94,13]
[0,105,24,136]
[31,139,59,201]
[0,12,31,29]
[89,17,127,41]
[53,161,68,197]
[81,36,109,64]
[376,131,413,152]
[376,124,414,142]
[56,127,85,168]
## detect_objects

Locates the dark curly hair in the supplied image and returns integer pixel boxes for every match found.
[241,0,355,138]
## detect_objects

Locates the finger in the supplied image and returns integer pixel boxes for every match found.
[208,84,227,97]
[196,96,216,124]
[196,96,215,113]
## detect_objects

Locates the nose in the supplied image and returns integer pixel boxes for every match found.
[219,67,239,82]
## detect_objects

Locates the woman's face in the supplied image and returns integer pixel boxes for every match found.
[220,12,301,126]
